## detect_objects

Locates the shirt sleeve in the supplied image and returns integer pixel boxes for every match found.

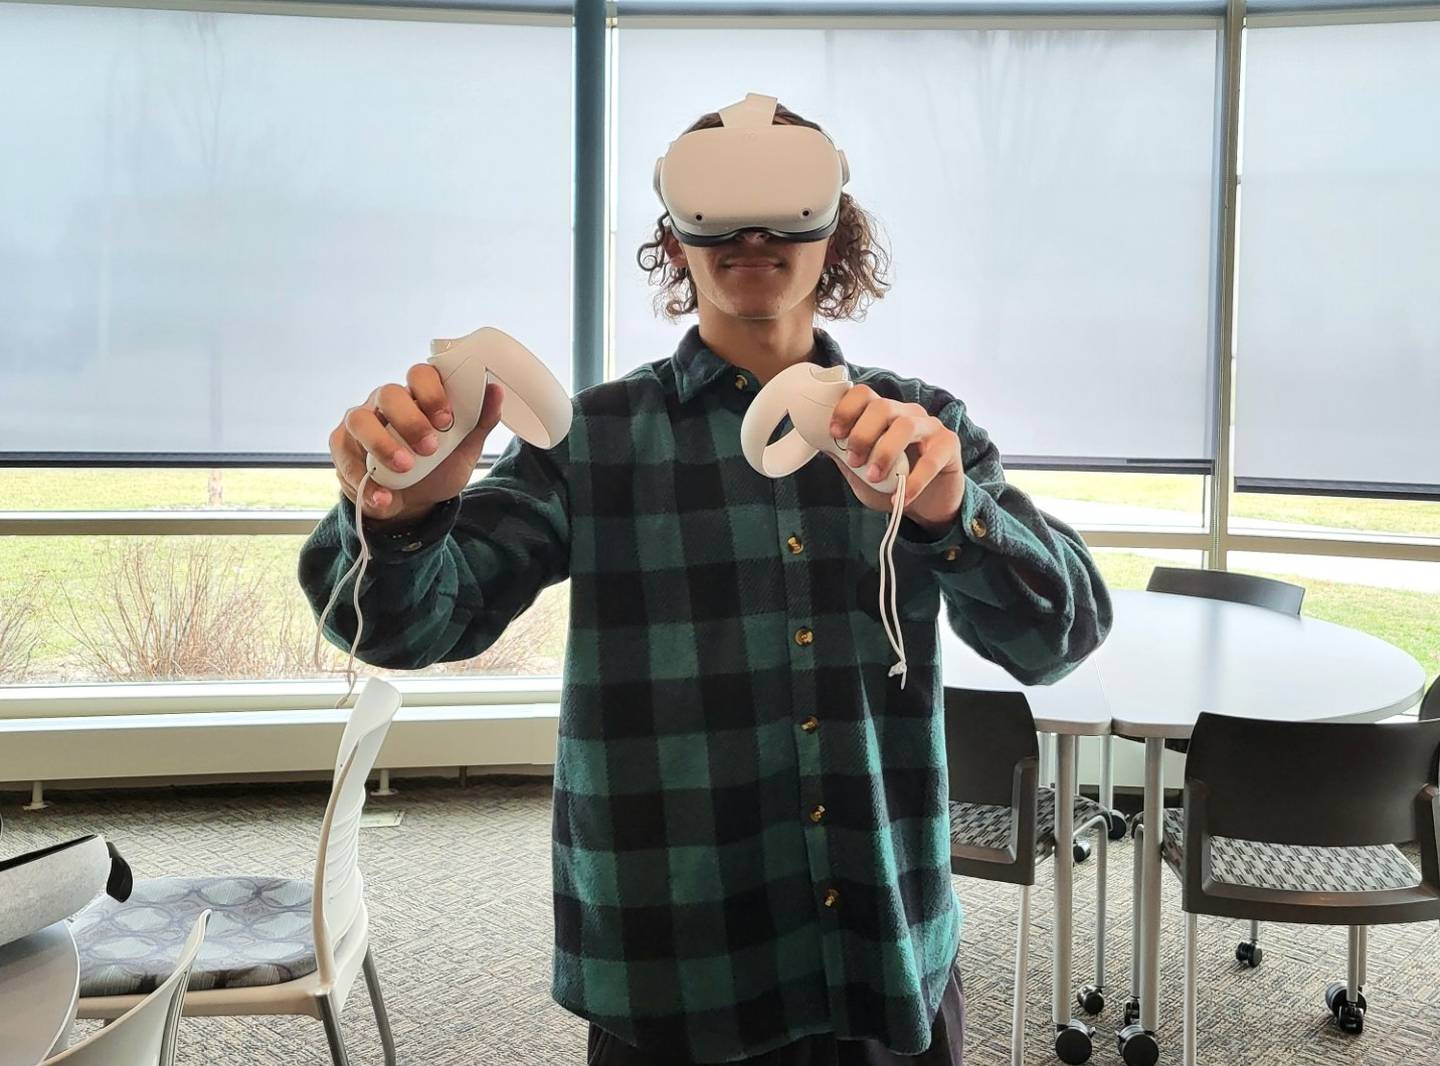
[296,434,571,670]
[896,399,1113,686]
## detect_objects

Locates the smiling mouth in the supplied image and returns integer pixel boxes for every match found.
[724,260,782,270]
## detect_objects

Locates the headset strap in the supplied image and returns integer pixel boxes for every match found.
[719,92,779,128]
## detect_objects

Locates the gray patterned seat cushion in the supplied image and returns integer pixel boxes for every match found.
[72,876,316,996]
[1160,808,1421,893]
[950,788,1106,860]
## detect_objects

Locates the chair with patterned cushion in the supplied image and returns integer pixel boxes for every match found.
[71,678,402,1066]
[945,687,1109,1066]
[1164,711,1440,1063]
[44,912,208,1066]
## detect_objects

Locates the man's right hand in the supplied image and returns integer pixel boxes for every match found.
[330,363,506,525]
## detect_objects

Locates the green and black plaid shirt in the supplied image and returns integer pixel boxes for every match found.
[298,325,1111,1062]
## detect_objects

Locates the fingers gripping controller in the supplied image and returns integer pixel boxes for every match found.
[739,363,909,493]
[366,327,573,491]
[740,363,911,687]
[319,328,573,711]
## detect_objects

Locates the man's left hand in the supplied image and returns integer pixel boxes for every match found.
[827,385,965,534]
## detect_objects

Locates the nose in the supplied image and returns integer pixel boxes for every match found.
[736,229,771,245]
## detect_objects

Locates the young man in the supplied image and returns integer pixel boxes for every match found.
[299,100,1111,1065]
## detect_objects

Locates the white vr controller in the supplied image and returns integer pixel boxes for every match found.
[740,362,909,495]
[740,361,912,688]
[365,327,573,491]
[320,328,573,713]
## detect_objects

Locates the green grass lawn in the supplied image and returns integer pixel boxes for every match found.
[1010,470,1440,538]
[1,469,1435,687]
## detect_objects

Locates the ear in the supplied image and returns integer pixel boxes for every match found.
[824,234,841,269]
[663,230,688,270]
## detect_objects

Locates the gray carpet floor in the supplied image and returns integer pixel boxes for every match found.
[4,777,1439,1065]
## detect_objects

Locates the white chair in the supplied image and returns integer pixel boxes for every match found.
[71,677,402,1066]
[44,911,209,1066]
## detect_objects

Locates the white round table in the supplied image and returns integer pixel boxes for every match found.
[0,922,79,1066]
[1096,588,1426,1053]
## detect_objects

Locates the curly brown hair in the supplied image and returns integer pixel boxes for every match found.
[636,102,892,322]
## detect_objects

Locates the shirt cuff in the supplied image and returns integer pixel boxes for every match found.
[896,475,1001,567]
[335,491,461,563]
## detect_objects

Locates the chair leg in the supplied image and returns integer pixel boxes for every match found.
[1183,912,1198,1066]
[319,993,353,1066]
[1013,883,1033,1066]
[1347,925,1364,1003]
[1095,825,1107,994]
[364,946,399,1066]
[1357,926,1368,989]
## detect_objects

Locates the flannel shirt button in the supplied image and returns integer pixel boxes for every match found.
[943,546,959,562]
[800,716,819,733]
[795,627,814,647]
[809,804,826,824]
[400,539,424,553]
[969,517,988,540]
[734,373,749,390]
[786,534,804,554]
[823,887,840,908]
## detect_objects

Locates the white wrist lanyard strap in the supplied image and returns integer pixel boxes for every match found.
[876,474,909,688]
[313,470,374,710]
[316,468,912,701]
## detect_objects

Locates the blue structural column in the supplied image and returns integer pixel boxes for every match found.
[573,0,607,392]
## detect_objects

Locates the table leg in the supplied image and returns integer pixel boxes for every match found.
[1140,738,1164,1035]
[1117,741,1164,1064]
[1051,734,1094,1063]
[1054,734,1076,1030]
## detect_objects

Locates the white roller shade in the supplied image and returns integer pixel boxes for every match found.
[0,2,573,464]
[1234,19,1440,499]
[614,23,1221,471]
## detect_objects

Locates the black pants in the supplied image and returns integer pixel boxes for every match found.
[586,959,965,1066]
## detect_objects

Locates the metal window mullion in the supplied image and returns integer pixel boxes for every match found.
[1208,0,1245,571]
[616,13,1220,28]
[1246,1,1440,27]
[3,0,572,25]
[573,0,608,391]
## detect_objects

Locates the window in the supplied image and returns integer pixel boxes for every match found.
[614,21,1221,473]
[1233,18,1440,499]
[0,2,573,465]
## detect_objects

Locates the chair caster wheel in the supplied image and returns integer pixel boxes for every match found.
[1073,840,1092,864]
[1326,983,1366,1034]
[1122,997,1140,1029]
[1076,984,1105,1015]
[1107,812,1129,840]
[1236,941,1263,968]
[1055,1020,1094,1064]
[1117,1023,1159,1066]
[1337,1002,1365,1035]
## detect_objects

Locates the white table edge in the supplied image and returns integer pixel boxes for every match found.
[1110,681,1427,740]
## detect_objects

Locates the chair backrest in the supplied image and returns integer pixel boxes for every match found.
[943,687,1040,885]
[1420,676,1440,721]
[312,677,401,989]
[45,912,209,1066]
[944,687,1038,807]
[1146,565,1304,616]
[1185,712,1440,850]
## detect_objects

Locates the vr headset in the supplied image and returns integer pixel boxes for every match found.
[653,92,850,247]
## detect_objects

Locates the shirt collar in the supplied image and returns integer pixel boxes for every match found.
[670,323,848,403]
